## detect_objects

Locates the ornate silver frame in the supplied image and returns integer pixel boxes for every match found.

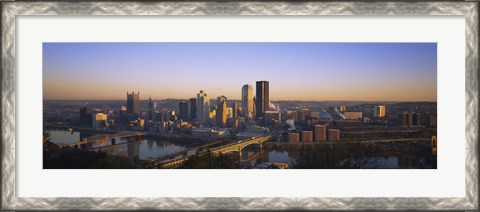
[1,1,478,210]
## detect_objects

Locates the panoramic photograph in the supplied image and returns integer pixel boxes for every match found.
[42,42,437,169]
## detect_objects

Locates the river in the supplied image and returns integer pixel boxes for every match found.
[48,130,187,160]
[48,130,435,168]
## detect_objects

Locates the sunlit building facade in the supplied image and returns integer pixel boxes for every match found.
[301,131,313,143]
[343,111,363,120]
[242,84,254,120]
[374,105,386,118]
[232,102,240,119]
[314,125,327,142]
[288,132,300,143]
[216,96,227,128]
[226,107,233,119]
[328,129,340,142]
[92,113,108,128]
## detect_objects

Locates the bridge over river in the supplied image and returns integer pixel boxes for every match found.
[155,135,271,168]
[58,131,145,149]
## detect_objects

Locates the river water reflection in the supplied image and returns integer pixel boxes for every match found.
[49,130,188,160]
[49,130,434,168]
[96,139,188,160]
[49,130,81,145]
[239,146,433,169]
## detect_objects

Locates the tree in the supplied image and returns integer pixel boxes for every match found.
[293,143,384,169]
[178,151,239,169]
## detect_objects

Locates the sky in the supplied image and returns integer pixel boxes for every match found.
[43,43,437,102]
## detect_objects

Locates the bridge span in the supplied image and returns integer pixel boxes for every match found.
[156,135,271,168]
[58,131,145,149]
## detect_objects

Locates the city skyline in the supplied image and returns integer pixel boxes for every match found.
[43,42,437,101]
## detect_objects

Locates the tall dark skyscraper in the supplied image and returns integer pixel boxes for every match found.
[179,101,188,121]
[79,107,93,126]
[148,96,153,121]
[255,81,269,118]
[188,98,197,121]
[127,91,140,114]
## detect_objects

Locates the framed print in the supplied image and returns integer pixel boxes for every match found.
[1,1,478,210]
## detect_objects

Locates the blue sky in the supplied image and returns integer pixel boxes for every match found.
[43,42,437,101]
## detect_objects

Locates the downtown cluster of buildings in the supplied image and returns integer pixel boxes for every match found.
[77,81,278,139]
[75,80,436,143]
[287,125,340,143]
[177,81,271,128]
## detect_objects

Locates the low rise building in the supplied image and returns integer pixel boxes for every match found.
[288,132,300,142]
[92,113,108,128]
[328,129,340,142]
[314,125,327,142]
[264,110,282,126]
[343,111,363,120]
[301,131,313,142]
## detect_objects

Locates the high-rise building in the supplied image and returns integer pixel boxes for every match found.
[252,96,256,117]
[242,84,254,120]
[179,101,188,121]
[226,107,233,119]
[232,102,240,118]
[301,131,313,143]
[339,105,347,113]
[188,98,197,121]
[288,132,300,143]
[328,129,340,142]
[127,91,140,114]
[79,107,93,126]
[217,95,227,105]
[148,96,153,121]
[196,90,210,126]
[314,125,327,142]
[216,96,227,128]
[255,81,269,118]
[374,105,386,118]
[208,108,216,126]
